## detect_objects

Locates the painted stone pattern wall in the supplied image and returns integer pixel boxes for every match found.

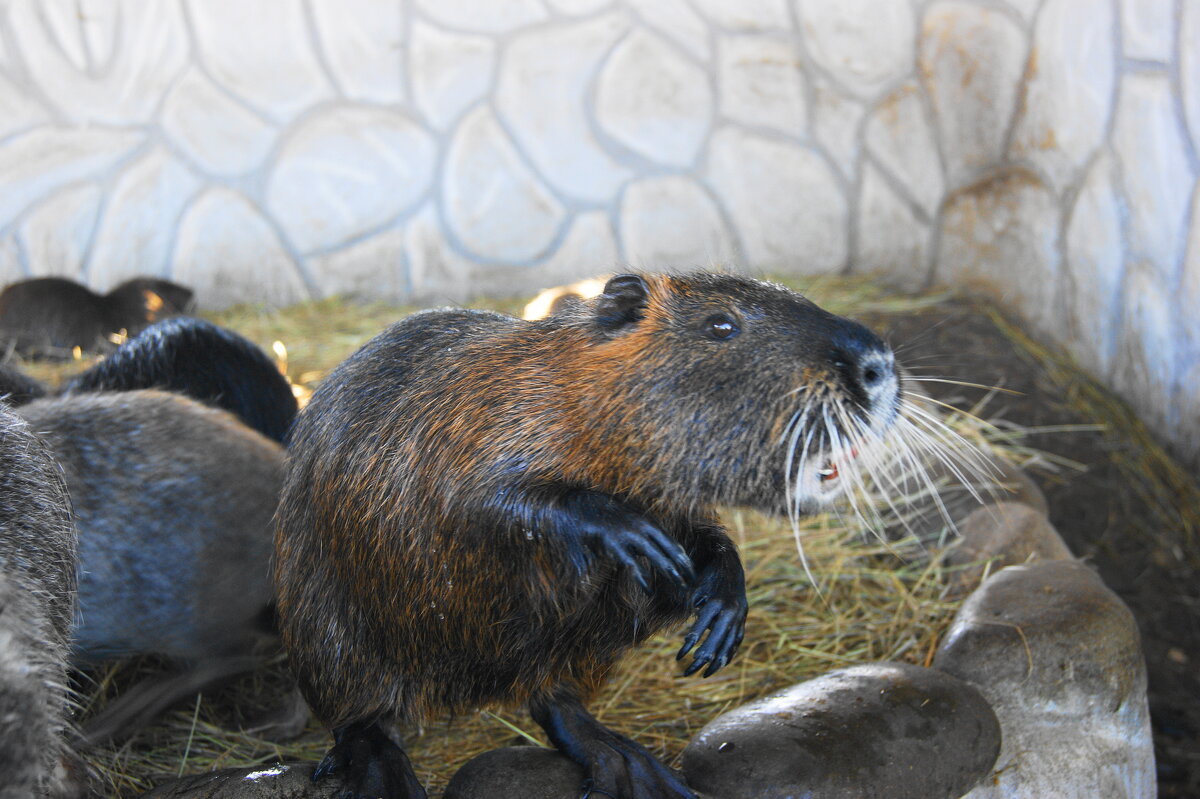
[0,0,1197,462]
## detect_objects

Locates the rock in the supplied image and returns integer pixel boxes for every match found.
[139,763,338,798]
[864,82,944,218]
[716,35,806,137]
[172,188,311,309]
[161,68,277,178]
[1008,0,1116,193]
[1064,153,1124,379]
[18,183,101,279]
[443,746,587,799]
[545,0,612,14]
[626,0,710,61]
[919,2,1026,188]
[936,561,1156,798]
[690,0,791,32]
[187,0,332,124]
[682,662,1000,799]
[812,76,866,180]
[1119,0,1173,61]
[0,235,22,285]
[797,0,915,99]
[266,107,436,254]
[1112,73,1193,284]
[444,107,566,263]
[413,0,548,35]
[619,176,734,269]
[0,126,144,231]
[1184,2,1200,158]
[1110,262,1178,434]
[87,147,201,291]
[596,30,712,167]
[410,21,496,131]
[705,128,847,273]
[309,0,405,104]
[402,202,481,304]
[307,226,406,302]
[855,161,931,284]
[0,72,49,140]
[944,501,1073,589]
[496,13,632,203]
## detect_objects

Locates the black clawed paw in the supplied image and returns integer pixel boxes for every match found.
[679,593,747,678]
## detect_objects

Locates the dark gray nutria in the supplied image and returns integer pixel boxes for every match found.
[0,405,86,798]
[275,272,901,799]
[63,317,298,444]
[18,390,283,743]
[0,276,193,360]
[0,362,47,406]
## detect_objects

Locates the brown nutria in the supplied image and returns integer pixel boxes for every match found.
[274,272,900,799]
[0,405,85,798]
[0,276,194,360]
[18,390,283,743]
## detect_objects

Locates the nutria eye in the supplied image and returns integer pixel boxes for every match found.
[704,314,740,341]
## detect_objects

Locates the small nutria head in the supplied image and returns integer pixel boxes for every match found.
[563,272,899,516]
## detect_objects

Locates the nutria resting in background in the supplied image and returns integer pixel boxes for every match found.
[19,390,283,742]
[0,276,193,360]
[0,362,47,406]
[0,406,84,798]
[63,317,298,444]
[275,273,901,799]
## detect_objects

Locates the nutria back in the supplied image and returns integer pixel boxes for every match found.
[20,390,283,663]
[63,317,297,444]
[0,406,81,798]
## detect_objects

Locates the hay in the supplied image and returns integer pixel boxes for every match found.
[26,280,1026,797]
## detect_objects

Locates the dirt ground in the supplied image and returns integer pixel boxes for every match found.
[871,301,1200,797]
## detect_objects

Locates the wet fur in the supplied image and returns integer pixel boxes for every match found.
[0,407,82,798]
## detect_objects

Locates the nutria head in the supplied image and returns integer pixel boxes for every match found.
[557,272,900,517]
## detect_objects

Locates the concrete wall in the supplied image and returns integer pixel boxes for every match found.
[0,0,1196,462]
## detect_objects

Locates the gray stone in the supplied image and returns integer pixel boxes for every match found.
[173,188,310,309]
[705,128,847,273]
[308,226,407,302]
[596,30,712,167]
[310,0,405,104]
[1112,73,1194,284]
[1119,0,1173,61]
[856,162,931,284]
[18,183,101,279]
[546,0,612,13]
[161,68,277,178]
[496,13,632,203]
[7,1,188,126]
[945,501,1073,589]
[620,176,734,270]
[919,2,1026,187]
[691,0,791,32]
[864,83,944,218]
[403,202,482,304]
[410,21,496,131]
[0,234,22,285]
[414,0,548,35]
[0,127,143,231]
[813,77,866,180]
[936,561,1156,798]
[936,168,1062,338]
[87,147,201,292]
[266,107,436,254]
[797,0,915,99]
[445,107,566,263]
[1111,262,1178,433]
[716,35,806,138]
[0,73,49,140]
[1184,1,1200,158]
[443,746,586,799]
[187,0,332,124]
[682,662,1000,799]
[139,763,338,798]
[1065,152,1124,379]
[627,0,711,61]
[1009,0,1116,193]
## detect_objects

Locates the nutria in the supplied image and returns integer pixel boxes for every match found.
[0,405,85,798]
[18,390,283,742]
[0,362,47,406]
[275,272,901,798]
[63,316,298,444]
[0,276,194,360]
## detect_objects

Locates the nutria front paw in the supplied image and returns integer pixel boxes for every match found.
[313,722,426,799]
[676,565,747,678]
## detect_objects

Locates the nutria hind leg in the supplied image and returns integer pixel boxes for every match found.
[313,721,426,799]
[530,689,696,799]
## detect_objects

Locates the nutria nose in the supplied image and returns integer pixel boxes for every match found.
[828,320,897,411]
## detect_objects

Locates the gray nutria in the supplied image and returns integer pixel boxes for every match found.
[0,277,193,360]
[275,273,902,799]
[0,362,47,406]
[0,405,84,798]
[18,390,283,742]
[63,316,297,444]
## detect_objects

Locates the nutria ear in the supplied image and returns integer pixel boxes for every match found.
[594,274,649,330]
